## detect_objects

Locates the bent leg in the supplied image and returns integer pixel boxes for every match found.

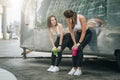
[76,29,92,67]
[56,33,72,66]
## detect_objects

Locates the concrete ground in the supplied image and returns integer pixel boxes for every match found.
[0,40,120,80]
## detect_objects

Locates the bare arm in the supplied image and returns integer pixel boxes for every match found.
[66,19,77,46]
[79,15,87,43]
[58,24,64,46]
[48,28,55,47]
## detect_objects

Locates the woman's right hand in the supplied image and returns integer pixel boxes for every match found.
[51,46,56,51]
[72,44,78,49]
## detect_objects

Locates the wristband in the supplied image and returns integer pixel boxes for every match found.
[78,42,81,44]
[59,45,62,46]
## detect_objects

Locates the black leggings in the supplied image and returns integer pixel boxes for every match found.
[72,29,92,67]
[51,33,73,66]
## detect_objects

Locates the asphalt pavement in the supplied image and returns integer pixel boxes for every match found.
[0,40,120,80]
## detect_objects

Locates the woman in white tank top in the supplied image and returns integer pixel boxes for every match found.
[64,9,92,76]
[47,15,73,73]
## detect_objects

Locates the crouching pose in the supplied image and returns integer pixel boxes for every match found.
[63,9,92,76]
[47,15,72,72]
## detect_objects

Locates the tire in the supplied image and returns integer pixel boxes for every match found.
[116,50,120,70]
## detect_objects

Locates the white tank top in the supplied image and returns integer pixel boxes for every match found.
[73,15,82,32]
[50,25,60,36]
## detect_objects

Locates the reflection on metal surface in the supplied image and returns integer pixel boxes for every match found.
[20,0,120,58]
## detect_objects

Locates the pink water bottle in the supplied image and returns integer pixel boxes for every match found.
[72,47,78,56]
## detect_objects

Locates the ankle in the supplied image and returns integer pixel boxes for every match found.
[77,67,81,70]
[72,67,77,70]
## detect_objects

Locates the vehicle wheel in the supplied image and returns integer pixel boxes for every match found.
[116,50,120,70]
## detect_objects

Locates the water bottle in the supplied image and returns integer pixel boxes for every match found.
[52,47,58,55]
[72,47,78,56]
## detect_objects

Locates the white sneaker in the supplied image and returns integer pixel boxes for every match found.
[51,66,59,72]
[74,69,82,76]
[68,68,76,75]
[47,65,54,72]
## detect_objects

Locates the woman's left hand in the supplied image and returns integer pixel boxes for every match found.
[57,46,61,52]
[77,43,80,47]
